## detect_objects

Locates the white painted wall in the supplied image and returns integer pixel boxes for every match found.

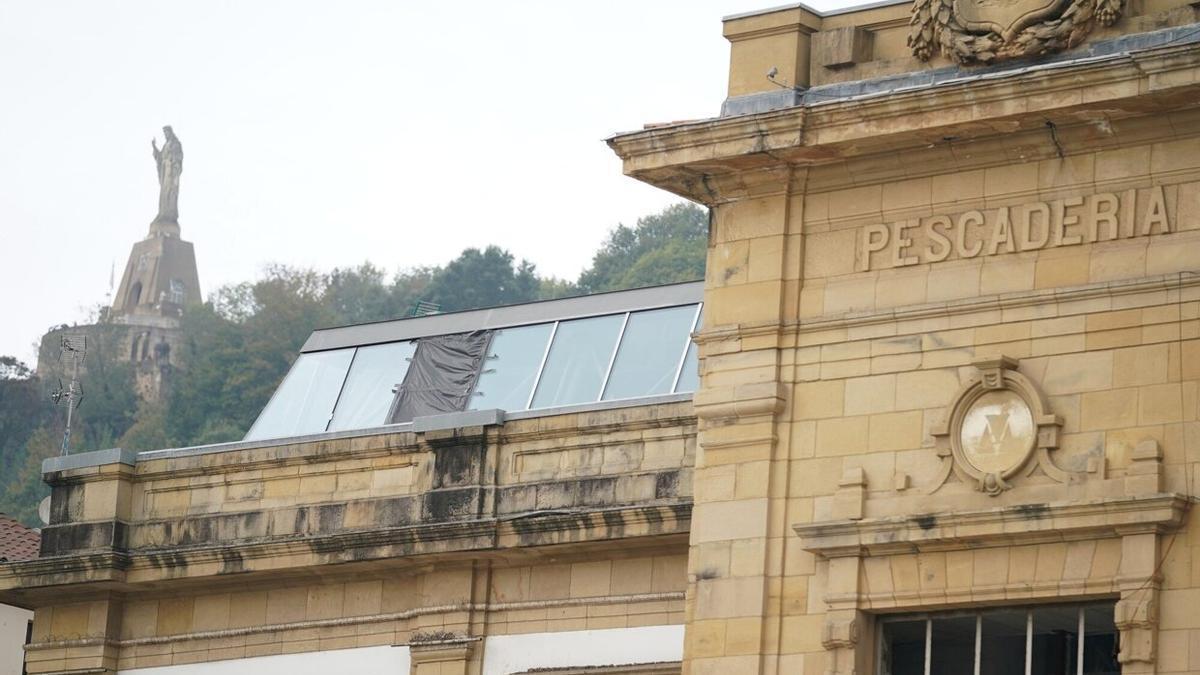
[0,603,31,675]
[481,625,684,675]
[115,624,683,675]
[119,644,410,675]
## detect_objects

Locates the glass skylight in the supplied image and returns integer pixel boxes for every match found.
[327,341,416,432]
[468,323,553,412]
[529,314,625,409]
[245,349,355,441]
[245,301,703,442]
[602,304,699,401]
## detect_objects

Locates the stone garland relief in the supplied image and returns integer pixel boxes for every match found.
[928,356,1082,495]
[908,0,1123,63]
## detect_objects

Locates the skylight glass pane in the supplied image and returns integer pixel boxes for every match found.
[245,349,354,441]
[468,323,553,412]
[327,341,416,431]
[674,308,702,393]
[530,314,624,409]
[603,304,698,400]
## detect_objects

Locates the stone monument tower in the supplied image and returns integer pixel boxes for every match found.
[109,125,201,397]
[39,126,202,401]
[111,126,202,322]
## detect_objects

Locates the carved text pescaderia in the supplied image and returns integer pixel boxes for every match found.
[859,186,1172,271]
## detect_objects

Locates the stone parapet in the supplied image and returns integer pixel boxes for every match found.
[0,401,696,674]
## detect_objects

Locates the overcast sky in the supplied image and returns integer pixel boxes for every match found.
[0,0,854,363]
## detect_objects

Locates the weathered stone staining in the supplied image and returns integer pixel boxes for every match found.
[4,0,1200,673]
[860,186,1173,270]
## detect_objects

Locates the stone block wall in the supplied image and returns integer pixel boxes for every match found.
[2,402,697,674]
[611,21,1199,673]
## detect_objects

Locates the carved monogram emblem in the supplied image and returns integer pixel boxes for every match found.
[929,356,1068,495]
[908,0,1123,63]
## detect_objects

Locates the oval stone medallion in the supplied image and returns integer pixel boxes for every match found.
[959,389,1035,474]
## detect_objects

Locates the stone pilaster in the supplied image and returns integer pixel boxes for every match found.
[687,188,801,675]
[409,636,478,675]
[25,593,123,675]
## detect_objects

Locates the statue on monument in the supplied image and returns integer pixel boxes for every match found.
[151,125,183,225]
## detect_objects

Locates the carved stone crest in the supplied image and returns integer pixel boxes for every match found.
[908,0,1123,63]
[929,356,1068,495]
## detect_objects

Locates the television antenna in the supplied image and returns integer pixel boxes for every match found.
[50,334,87,456]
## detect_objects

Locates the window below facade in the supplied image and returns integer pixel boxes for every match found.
[879,602,1119,675]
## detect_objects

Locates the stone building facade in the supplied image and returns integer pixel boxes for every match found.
[1,284,702,675]
[0,514,38,675]
[607,1,1199,673]
[0,1,1198,674]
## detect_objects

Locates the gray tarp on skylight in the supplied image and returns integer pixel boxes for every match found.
[387,331,490,424]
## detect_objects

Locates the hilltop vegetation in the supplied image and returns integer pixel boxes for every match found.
[0,202,707,525]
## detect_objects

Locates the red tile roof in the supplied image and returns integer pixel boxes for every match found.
[0,514,39,562]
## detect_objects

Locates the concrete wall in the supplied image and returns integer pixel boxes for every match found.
[115,626,685,675]
[119,646,410,675]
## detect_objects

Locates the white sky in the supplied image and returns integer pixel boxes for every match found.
[0,0,855,363]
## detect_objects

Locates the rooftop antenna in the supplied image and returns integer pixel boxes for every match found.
[50,334,87,456]
[106,260,115,302]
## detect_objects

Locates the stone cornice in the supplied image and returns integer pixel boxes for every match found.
[0,502,691,603]
[497,406,696,445]
[24,591,685,652]
[607,42,1200,203]
[794,493,1190,558]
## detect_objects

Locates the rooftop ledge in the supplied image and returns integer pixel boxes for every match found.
[42,392,695,474]
[607,28,1200,203]
[722,0,908,21]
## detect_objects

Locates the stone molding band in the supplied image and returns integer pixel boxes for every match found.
[793,493,1190,557]
[695,271,1200,346]
[1,503,693,592]
[24,591,686,652]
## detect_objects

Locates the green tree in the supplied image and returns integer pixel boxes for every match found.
[538,276,578,301]
[388,267,438,318]
[0,428,59,526]
[577,202,708,293]
[424,246,541,311]
[167,266,337,445]
[324,263,403,325]
[72,322,139,451]
[0,359,52,524]
[118,400,172,452]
